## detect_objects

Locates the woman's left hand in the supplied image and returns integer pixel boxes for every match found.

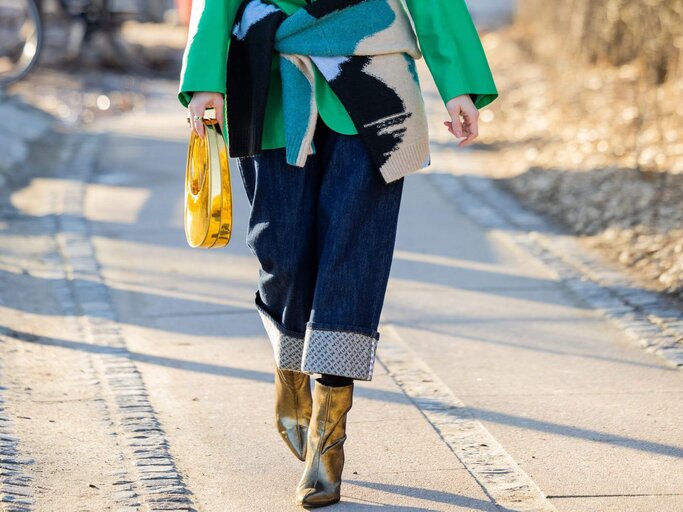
[444,94,479,147]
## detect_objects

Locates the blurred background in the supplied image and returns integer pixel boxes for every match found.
[1,0,682,302]
[0,0,188,122]
[475,0,683,306]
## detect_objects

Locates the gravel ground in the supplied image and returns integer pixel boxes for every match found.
[474,26,683,301]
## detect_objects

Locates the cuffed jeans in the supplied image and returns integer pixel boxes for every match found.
[235,116,404,381]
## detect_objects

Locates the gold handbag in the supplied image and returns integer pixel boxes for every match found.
[184,114,232,248]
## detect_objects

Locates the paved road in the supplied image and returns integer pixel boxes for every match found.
[1,49,682,512]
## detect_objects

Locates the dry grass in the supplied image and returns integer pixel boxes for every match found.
[475,6,683,297]
[517,0,682,84]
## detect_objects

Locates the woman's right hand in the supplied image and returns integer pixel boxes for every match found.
[188,92,225,138]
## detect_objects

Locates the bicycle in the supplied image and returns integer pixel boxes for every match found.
[0,0,43,87]
[0,0,176,87]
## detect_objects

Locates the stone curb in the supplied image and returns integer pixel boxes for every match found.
[378,325,558,512]
[425,171,683,370]
[0,358,35,512]
[51,134,196,511]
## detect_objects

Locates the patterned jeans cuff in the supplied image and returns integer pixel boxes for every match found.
[301,324,380,381]
[254,298,305,372]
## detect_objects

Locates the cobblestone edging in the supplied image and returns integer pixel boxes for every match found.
[0,358,34,512]
[378,324,558,512]
[52,135,195,511]
[0,190,140,511]
[426,171,683,370]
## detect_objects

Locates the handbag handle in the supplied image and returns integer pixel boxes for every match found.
[186,106,218,124]
[187,129,208,197]
[186,107,224,138]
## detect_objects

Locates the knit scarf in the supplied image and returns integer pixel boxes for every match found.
[225,0,431,183]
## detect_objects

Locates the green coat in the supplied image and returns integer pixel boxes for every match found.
[178,0,498,150]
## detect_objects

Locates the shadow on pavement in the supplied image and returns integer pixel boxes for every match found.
[3,326,682,460]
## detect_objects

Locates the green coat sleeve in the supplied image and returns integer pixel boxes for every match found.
[177,0,241,108]
[404,0,498,109]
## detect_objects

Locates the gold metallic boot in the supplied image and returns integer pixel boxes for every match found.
[296,379,353,508]
[275,367,313,461]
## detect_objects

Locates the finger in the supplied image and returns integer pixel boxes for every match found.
[450,116,464,138]
[189,116,198,137]
[215,98,225,129]
[465,116,480,145]
[470,122,479,140]
[443,121,457,137]
[188,109,197,131]
[458,134,476,147]
[189,108,205,137]
[445,120,467,141]
[465,109,479,133]
[445,118,464,139]
[189,97,206,122]
[190,115,202,137]
[458,126,477,147]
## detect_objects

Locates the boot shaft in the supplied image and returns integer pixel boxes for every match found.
[297,379,354,507]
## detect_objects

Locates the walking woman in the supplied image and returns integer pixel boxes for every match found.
[178,0,497,506]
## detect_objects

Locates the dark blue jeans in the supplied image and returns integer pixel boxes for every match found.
[235,116,404,380]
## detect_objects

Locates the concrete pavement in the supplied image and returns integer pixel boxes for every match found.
[464,0,516,30]
[0,64,682,512]
[78,101,503,511]
[0,91,55,179]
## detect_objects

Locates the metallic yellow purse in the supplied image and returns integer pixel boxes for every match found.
[184,115,233,248]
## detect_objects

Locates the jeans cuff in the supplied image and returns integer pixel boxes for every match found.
[254,295,305,372]
[301,323,380,381]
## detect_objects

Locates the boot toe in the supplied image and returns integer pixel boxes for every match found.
[275,368,313,461]
[280,425,308,461]
[296,486,340,508]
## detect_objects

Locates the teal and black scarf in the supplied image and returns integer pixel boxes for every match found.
[225,0,431,183]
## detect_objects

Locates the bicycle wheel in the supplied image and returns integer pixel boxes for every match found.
[0,0,43,86]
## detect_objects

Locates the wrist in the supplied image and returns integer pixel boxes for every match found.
[446,94,474,106]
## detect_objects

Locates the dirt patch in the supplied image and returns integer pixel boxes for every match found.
[475,27,683,300]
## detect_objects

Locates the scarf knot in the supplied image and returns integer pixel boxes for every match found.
[226,0,431,183]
